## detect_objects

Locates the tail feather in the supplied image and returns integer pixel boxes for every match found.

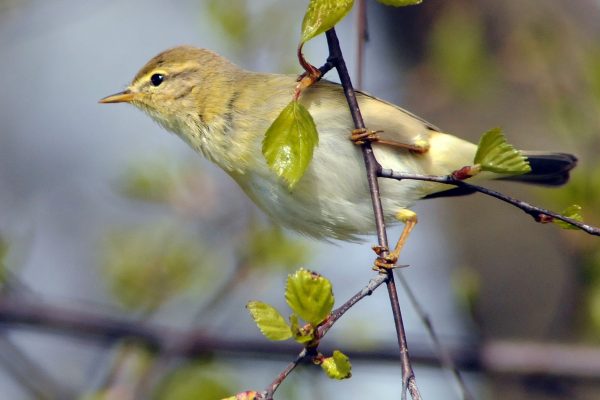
[501,151,578,186]
[424,151,577,200]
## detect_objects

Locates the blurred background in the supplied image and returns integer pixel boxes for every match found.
[0,0,599,399]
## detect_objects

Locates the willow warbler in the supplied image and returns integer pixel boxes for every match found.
[100,46,576,242]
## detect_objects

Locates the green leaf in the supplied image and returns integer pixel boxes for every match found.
[473,128,531,175]
[554,204,584,230]
[301,0,354,43]
[320,350,352,379]
[376,0,422,6]
[262,100,319,189]
[285,269,334,326]
[246,301,293,341]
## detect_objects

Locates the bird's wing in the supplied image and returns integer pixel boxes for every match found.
[355,89,440,147]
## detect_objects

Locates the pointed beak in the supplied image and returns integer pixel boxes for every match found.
[99,89,135,104]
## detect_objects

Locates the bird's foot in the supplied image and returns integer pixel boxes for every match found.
[371,245,399,271]
[350,129,430,154]
[350,128,383,145]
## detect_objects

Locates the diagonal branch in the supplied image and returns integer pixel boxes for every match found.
[378,168,600,236]
[324,27,421,400]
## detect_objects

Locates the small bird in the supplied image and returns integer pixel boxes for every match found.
[100,46,576,251]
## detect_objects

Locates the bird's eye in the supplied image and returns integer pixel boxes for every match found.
[150,73,164,87]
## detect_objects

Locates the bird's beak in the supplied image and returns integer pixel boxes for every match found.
[99,89,135,104]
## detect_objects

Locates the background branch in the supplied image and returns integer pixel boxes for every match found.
[3,297,600,380]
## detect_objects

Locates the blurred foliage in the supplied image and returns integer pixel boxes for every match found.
[102,225,209,312]
[118,158,181,204]
[153,361,232,400]
[206,0,304,73]
[207,0,250,43]
[452,266,482,326]
[117,157,221,219]
[81,344,154,400]
[238,219,309,270]
[427,3,497,99]
[413,0,600,339]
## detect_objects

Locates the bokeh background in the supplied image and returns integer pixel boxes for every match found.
[0,0,599,399]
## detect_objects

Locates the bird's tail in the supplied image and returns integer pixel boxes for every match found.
[501,151,577,186]
[423,151,577,199]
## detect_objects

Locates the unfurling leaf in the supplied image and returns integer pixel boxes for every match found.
[263,100,319,189]
[290,313,315,344]
[246,301,293,341]
[376,0,422,6]
[285,269,334,326]
[320,350,352,379]
[554,204,584,230]
[473,128,531,175]
[301,0,354,43]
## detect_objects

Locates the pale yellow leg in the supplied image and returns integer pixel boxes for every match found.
[373,209,418,270]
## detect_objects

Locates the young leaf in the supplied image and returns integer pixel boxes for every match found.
[262,100,319,189]
[246,301,293,341]
[290,313,315,344]
[554,204,584,230]
[473,128,531,175]
[301,0,355,44]
[285,269,334,326]
[320,350,352,379]
[376,0,422,6]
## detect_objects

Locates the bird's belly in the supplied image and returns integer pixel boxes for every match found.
[233,149,428,241]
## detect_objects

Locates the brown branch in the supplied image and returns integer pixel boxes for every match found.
[378,168,600,236]
[5,296,600,381]
[261,348,308,400]
[324,27,421,399]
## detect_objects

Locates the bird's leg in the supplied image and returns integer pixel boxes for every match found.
[350,129,430,154]
[373,209,418,271]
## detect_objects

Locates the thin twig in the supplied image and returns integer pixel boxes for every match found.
[379,168,600,236]
[395,271,474,400]
[261,349,308,400]
[325,27,420,399]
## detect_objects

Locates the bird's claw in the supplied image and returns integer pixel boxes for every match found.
[350,128,383,145]
[371,245,399,271]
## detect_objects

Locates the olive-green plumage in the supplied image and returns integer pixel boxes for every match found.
[101,46,576,240]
